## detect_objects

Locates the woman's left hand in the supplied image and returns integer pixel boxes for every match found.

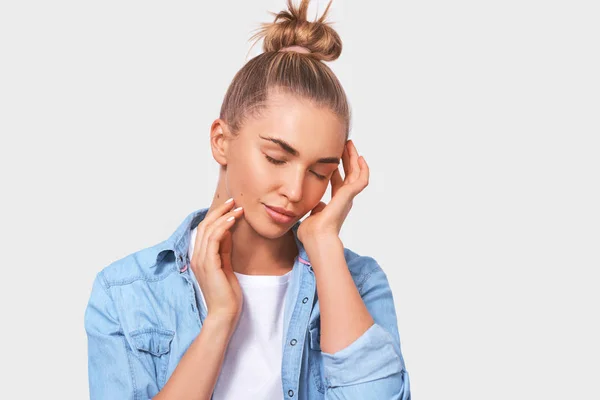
[297,139,370,244]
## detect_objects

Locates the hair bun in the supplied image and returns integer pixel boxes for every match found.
[249,0,342,62]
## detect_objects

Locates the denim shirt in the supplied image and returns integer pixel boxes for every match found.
[84,207,411,399]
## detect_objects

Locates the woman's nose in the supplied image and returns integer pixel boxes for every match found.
[280,169,304,203]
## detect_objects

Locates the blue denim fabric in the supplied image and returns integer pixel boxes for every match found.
[85,207,411,399]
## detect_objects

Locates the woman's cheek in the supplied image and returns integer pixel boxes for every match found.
[255,158,275,181]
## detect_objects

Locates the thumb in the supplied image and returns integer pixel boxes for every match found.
[219,231,239,288]
[219,230,233,272]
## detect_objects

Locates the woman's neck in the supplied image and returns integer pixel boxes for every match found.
[229,218,297,276]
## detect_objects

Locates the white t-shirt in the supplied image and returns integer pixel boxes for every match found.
[188,226,292,399]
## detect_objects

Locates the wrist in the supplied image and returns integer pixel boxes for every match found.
[204,314,239,336]
[303,234,342,251]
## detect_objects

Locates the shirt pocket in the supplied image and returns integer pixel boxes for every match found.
[129,327,175,390]
[308,323,325,393]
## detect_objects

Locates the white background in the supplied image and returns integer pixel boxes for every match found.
[1,0,598,398]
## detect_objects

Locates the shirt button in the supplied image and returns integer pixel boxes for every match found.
[290,339,297,346]
[288,389,294,397]
[302,297,309,304]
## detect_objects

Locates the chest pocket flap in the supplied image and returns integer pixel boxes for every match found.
[130,328,174,356]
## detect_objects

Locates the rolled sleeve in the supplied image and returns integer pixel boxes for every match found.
[322,262,411,399]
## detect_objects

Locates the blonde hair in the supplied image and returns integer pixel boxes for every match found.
[219,0,351,139]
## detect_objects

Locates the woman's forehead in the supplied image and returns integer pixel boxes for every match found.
[246,96,345,146]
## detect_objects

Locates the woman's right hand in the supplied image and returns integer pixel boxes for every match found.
[190,198,244,328]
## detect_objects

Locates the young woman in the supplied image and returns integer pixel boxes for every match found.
[84,0,410,398]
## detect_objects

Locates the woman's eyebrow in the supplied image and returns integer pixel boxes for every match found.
[259,135,340,164]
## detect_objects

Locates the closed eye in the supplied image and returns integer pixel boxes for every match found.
[264,155,327,180]
[265,154,286,165]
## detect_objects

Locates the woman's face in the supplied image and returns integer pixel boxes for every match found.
[220,91,347,239]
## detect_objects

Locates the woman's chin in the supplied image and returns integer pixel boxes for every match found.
[246,209,294,239]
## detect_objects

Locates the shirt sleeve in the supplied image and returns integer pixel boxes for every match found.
[84,272,156,400]
[321,262,411,400]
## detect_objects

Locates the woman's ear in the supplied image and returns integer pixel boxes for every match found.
[210,119,229,166]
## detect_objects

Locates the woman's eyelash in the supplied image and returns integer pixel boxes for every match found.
[265,155,286,165]
[264,155,327,180]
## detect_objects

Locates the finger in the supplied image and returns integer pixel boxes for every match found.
[203,198,236,227]
[202,207,243,271]
[347,156,369,196]
[357,156,370,189]
[341,141,350,179]
[194,198,236,261]
[220,232,236,273]
[217,230,240,295]
[219,230,233,272]
[330,167,343,197]
[348,140,361,181]
[199,206,243,270]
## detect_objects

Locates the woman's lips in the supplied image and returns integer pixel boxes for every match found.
[264,204,294,224]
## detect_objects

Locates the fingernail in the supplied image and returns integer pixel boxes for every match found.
[234,206,243,212]
[225,198,234,204]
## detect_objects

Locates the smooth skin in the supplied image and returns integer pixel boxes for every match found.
[155,92,373,399]
[206,90,347,276]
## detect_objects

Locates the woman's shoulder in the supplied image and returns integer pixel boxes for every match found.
[96,239,175,288]
[96,208,201,287]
